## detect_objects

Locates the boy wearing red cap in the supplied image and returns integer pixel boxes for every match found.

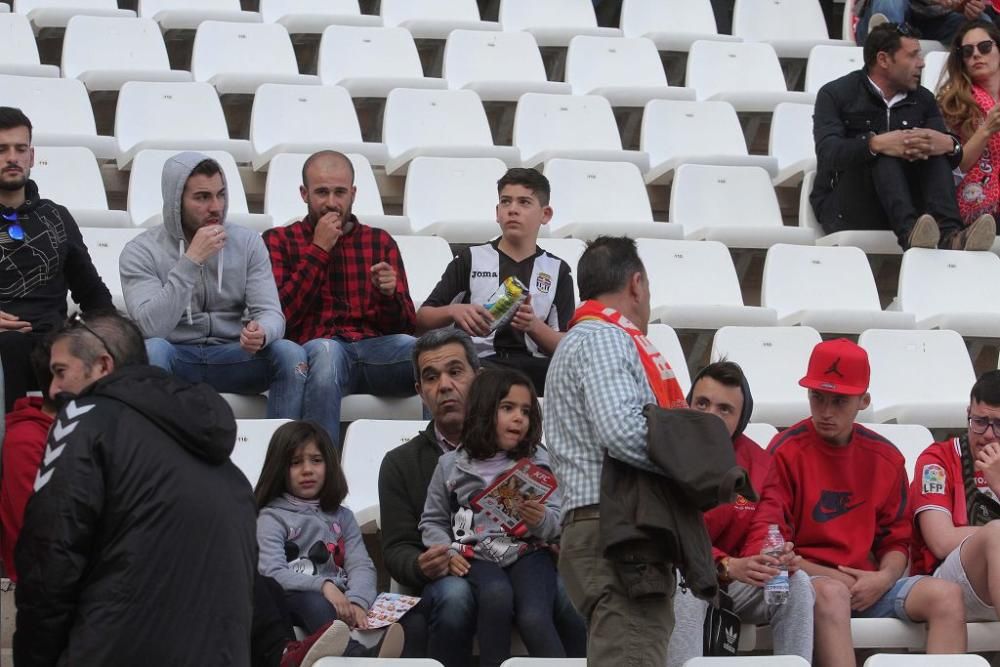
[909,369,1000,621]
[744,339,966,667]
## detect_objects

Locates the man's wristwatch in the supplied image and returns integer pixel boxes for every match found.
[951,135,962,157]
[716,556,732,584]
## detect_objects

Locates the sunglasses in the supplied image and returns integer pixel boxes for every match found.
[68,312,117,364]
[959,39,996,59]
[1,210,23,242]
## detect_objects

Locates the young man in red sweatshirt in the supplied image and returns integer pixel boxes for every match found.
[667,361,814,667]
[744,338,966,667]
[909,369,1000,621]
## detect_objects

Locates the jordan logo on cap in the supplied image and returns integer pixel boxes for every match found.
[825,358,844,378]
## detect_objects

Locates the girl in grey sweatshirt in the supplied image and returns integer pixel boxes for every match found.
[419,368,566,667]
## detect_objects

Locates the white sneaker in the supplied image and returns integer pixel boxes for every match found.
[868,12,890,35]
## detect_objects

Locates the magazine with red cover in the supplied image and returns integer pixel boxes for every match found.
[470,458,557,536]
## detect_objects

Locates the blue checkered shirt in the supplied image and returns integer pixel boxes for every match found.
[544,320,665,518]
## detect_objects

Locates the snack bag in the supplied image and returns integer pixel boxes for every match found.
[484,276,528,332]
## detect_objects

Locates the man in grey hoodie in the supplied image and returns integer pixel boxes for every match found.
[119,152,314,424]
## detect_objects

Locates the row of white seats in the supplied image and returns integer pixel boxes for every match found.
[305,652,993,665]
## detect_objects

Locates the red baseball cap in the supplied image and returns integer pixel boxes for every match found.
[799,338,870,396]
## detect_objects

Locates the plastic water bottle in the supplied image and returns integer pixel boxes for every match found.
[762,523,789,606]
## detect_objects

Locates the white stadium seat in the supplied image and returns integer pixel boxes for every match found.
[534,238,585,304]
[80,226,146,311]
[402,156,506,242]
[670,164,816,248]
[565,35,695,105]
[232,419,290,487]
[711,326,822,426]
[860,328,976,428]
[683,653,810,665]
[799,170,901,255]
[380,0,498,40]
[513,93,648,171]
[393,235,457,308]
[138,0,259,32]
[382,88,520,175]
[863,655,989,667]
[743,423,778,449]
[341,419,427,529]
[318,25,446,97]
[314,659,444,667]
[544,159,682,240]
[732,0,852,59]
[762,244,914,333]
[249,83,387,171]
[0,13,59,77]
[859,423,934,483]
[443,29,570,101]
[620,0,741,53]
[645,323,691,394]
[500,661,585,667]
[687,40,815,111]
[769,102,816,186]
[31,146,130,228]
[259,0,380,33]
[641,99,778,185]
[638,239,777,329]
[264,152,410,235]
[0,4,8,10]
[805,45,863,94]
[499,0,621,47]
[191,21,318,95]
[922,50,949,93]
[896,249,1000,338]
[3,74,117,159]
[127,149,270,230]
[61,16,192,92]
[114,81,252,168]
[14,0,133,30]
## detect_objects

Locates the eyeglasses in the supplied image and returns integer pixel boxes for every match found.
[881,21,916,38]
[959,39,996,59]
[68,312,116,364]
[1,210,23,242]
[969,414,1000,435]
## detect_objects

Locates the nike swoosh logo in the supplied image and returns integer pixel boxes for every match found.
[812,501,865,523]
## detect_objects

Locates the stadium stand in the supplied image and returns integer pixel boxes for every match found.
[231,418,290,487]
[392,235,457,308]
[768,102,814,186]
[0,13,59,77]
[258,0,381,33]
[798,170,902,255]
[78,226,145,311]
[379,0,499,39]
[804,44,863,94]
[401,156,506,242]
[443,29,569,101]
[498,0,622,47]
[14,0,132,32]
[863,656,988,667]
[30,146,129,228]
[686,40,816,110]
[732,0,851,60]
[137,0,259,32]
[742,423,778,448]
[564,35,695,105]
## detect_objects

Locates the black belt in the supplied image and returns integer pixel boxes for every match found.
[565,504,600,523]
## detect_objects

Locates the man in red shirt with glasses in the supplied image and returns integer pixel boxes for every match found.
[909,370,1000,621]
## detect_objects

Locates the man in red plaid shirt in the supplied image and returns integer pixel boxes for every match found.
[262,151,416,447]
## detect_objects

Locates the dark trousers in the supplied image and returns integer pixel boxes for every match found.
[0,331,42,411]
[466,550,566,667]
[252,574,295,667]
[482,353,551,396]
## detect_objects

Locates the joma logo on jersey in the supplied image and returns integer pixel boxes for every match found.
[472,271,499,278]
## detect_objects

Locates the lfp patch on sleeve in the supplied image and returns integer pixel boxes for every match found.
[922,464,946,495]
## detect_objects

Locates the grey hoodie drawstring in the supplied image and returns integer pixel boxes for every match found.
[179,237,193,325]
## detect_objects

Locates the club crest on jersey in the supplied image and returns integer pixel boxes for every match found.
[922,464,946,495]
[536,272,552,294]
[733,494,755,511]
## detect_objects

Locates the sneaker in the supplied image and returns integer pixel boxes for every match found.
[374,623,405,658]
[947,214,996,251]
[280,620,351,667]
[868,12,889,35]
[906,213,940,249]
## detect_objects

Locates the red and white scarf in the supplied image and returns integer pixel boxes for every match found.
[569,300,687,409]
[957,84,1000,224]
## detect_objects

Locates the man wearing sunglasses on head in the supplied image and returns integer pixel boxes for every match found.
[0,107,113,412]
[909,369,1000,622]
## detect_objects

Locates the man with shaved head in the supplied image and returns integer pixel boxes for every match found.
[263,151,417,448]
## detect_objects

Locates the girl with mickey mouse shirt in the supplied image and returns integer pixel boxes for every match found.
[255,420,402,658]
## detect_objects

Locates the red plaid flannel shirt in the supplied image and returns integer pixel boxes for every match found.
[263,215,416,344]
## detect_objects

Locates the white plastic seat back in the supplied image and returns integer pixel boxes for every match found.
[232,419,290,487]
[393,235,458,307]
[61,15,178,82]
[897,248,1000,331]
[1,74,104,146]
[14,0,133,26]
[115,81,233,156]
[922,51,948,93]
[711,326,823,426]
[260,0,373,26]
[769,102,816,179]
[514,93,628,163]
[443,29,550,90]
[684,658,810,667]
[670,164,783,235]
[642,100,751,166]
[545,159,653,233]
[383,88,497,158]
[500,0,612,35]
[621,0,721,38]
[138,0,257,26]
[402,156,506,235]
[862,654,989,667]
[264,152,386,227]
[805,45,863,94]
[860,329,976,428]
[381,0,494,35]
[341,419,427,521]
[565,35,669,93]
[191,21,301,83]
[645,323,691,394]
[858,423,934,484]
[762,244,881,318]
[637,239,749,312]
[733,0,831,42]
[318,25,428,85]
[535,238,585,304]
[687,40,789,99]
[127,149,250,227]
[80,227,146,309]
[743,423,778,449]
[30,146,123,224]
[0,13,59,77]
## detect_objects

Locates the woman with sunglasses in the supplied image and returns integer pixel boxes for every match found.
[938,20,1000,225]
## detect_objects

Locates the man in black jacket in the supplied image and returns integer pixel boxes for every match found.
[0,106,113,410]
[811,22,996,251]
[14,311,257,667]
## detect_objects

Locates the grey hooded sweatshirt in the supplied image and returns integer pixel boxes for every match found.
[119,151,284,346]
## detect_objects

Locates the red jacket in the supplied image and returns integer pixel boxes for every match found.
[706,433,772,562]
[0,397,53,581]
[742,418,911,571]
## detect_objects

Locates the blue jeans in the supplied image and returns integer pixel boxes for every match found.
[145,338,306,422]
[852,574,925,621]
[554,575,587,658]
[421,574,477,667]
[855,0,987,45]
[284,590,338,634]
[303,334,416,448]
[466,550,566,667]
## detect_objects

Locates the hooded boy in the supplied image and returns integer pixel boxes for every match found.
[119,152,309,422]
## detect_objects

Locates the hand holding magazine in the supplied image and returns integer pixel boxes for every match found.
[470,459,557,536]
